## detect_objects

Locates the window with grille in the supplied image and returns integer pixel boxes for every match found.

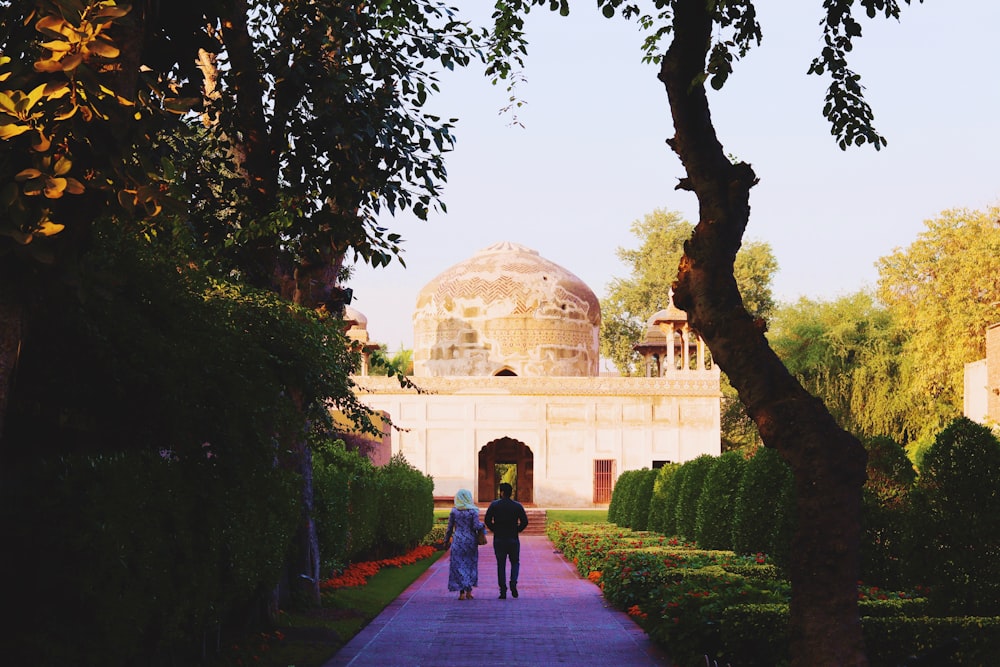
[593,459,616,504]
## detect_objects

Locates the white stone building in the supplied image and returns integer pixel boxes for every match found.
[348,241,721,507]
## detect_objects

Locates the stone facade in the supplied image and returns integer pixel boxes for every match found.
[349,241,721,507]
[354,373,721,507]
[964,322,1000,426]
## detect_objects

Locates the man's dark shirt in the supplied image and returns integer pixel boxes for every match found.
[485,497,528,539]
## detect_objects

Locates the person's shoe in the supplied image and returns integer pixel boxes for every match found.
[466,590,474,599]
[458,591,466,600]
[510,583,518,598]
[498,590,507,600]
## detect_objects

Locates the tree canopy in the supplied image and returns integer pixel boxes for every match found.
[601,207,777,375]
[877,204,1000,442]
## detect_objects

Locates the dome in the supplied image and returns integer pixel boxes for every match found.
[412,241,600,377]
[343,305,370,343]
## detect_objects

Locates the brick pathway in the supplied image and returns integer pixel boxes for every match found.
[322,535,673,666]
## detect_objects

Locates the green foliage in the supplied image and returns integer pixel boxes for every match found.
[646,462,679,533]
[3,450,300,667]
[608,468,640,526]
[313,439,375,573]
[767,291,916,442]
[600,208,777,376]
[905,417,1000,614]
[731,447,795,565]
[860,436,914,589]
[369,345,414,376]
[877,205,1000,443]
[674,454,716,541]
[657,462,689,537]
[695,451,747,550]
[373,452,435,554]
[628,468,659,531]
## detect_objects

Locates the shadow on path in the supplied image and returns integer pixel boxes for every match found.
[322,535,673,666]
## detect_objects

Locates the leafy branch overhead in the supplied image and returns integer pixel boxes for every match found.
[489,0,918,150]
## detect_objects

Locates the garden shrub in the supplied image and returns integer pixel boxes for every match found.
[628,467,659,531]
[4,450,299,667]
[695,450,746,550]
[904,417,1000,615]
[862,615,1000,667]
[374,452,434,554]
[861,436,915,589]
[313,438,373,572]
[608,469,640,527]
[732,447,795,565]
[674,454,716,541]
[646,462,679,533]
[719,603,790,667]
[657,462,688,537]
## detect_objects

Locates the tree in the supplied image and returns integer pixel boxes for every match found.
[486,0,926,662]
[877,204,1000,444]
[601,208,777,376]
[768,291,917,443]
[1,0,480,617]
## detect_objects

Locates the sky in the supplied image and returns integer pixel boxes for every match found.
[348,0,1000,351]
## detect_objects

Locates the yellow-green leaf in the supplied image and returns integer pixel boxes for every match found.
[36,220,65,236]
[31,129,51,152]
[44,82,71,99]
[25,82,47,110]
[96,6,131,19]
[54,105,78,121]
[15,168,44,181]
[40,39,72,52]
[53,156,72,175]
[43,177,67,198]
[88,39,119,59]
[0,123,31,139]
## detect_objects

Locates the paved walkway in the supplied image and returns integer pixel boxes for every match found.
[322,535,673,666]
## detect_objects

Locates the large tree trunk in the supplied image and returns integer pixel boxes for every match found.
[0,283,24,454]
[659,2,868,665]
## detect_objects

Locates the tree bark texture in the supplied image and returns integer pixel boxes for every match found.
[659,2,868,665]
[0,283,24,453]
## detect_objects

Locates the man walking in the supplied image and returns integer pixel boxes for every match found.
[485,482,529,599]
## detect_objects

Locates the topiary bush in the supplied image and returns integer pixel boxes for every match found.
[674,454,717,542]
[374,452,435,554]
[861,435,915,589]
[904,417,1000,614]
[646,462,680,533]
[732,447,795,565]
[695,450,747,550]
[608,469,640,527]
[628,468,659,531]
[658,462,689,537]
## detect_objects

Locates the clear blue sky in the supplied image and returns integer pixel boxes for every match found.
[349,1,1000,351]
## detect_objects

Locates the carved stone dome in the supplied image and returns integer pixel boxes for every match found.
[412,241,601,377]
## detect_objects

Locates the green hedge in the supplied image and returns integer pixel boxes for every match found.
[4,451,299,667]
[695,450,746,549]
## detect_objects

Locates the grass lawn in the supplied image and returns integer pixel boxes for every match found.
[214,550,443,667]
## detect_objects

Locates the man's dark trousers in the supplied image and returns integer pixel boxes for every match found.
[493,535,520,592]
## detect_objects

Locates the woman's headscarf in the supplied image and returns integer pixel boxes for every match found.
[454,489,477,511]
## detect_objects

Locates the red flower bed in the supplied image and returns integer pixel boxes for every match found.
[321,545,437,590]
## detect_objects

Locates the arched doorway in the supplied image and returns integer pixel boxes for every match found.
[478,437,534,504]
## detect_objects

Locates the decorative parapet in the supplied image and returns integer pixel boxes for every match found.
[352,369,721,398]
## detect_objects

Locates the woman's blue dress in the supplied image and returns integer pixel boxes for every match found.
[446,507,484,592]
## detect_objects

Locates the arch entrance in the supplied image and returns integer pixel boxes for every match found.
[478,437,534,504]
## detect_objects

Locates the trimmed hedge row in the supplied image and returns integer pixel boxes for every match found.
[550,521,1000,667]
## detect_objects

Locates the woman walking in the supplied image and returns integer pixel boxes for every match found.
[445,489,485,599]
